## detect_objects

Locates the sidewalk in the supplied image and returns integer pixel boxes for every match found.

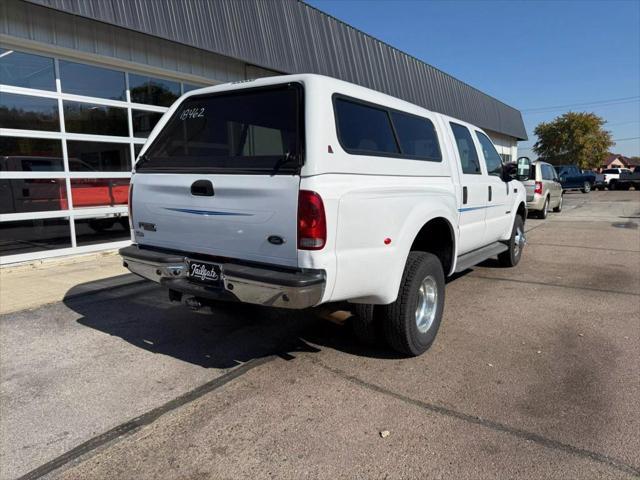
[0,251,141,315]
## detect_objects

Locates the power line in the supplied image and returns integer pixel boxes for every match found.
[613,137,640,142]
[521,96,640,113]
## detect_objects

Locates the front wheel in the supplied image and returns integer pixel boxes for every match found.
[609,181,617,191]
[553,194,563,212]
[498,215,525,267]
[380,252,445,357]
[581,182,591,193]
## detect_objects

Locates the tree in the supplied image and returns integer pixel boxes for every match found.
[533,112,613,169]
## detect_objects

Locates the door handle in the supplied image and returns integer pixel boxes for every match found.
[191,180,214,196]
[462,186,468,205]
[488,185,492,202]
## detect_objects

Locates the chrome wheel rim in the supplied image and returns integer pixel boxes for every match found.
[559,196,563,210]
[543,199,548,216]
[514,226,526,257]
[584,182,590,192]
[415,276,438,334]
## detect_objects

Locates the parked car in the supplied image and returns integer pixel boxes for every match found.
[616,166,640,190]
[554,165,596,193]
[523,161,563,218]
[119,74,530,357]
[605,167,634,190]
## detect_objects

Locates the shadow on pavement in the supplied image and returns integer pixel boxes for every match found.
[64,267,478,366]
[64,279,321,369]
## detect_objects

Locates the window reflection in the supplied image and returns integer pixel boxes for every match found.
[59,60,126,100]
[75,215,129,246]
[0,137,63,171]
[0,93,59,131]
[183,83,205,93]
[0,49,55,91]
[132,110,162,138]
[0,178,67,214]
[70,178,129,208]
[63,101,128,136]
[0,218,71,256]
[67,141,131,172]
[129,74,180,107]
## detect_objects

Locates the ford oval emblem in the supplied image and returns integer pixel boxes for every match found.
[268,235,285,245]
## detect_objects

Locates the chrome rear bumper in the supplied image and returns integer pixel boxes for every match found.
[119,245,325,309]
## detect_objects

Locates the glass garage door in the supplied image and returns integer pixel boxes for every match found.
[0,47,206,264]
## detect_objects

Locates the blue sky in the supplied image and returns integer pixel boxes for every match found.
[306,0,640,157]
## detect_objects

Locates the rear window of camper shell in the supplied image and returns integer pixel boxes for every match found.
[137,83,304,174]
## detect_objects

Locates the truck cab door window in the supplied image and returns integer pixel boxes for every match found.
[450,123,481,174]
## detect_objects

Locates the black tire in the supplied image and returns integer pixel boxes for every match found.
[538,197,549,219]
[552,194,563,212]
[380,252,445,357]
[88,218,115,232]
[350,303,384,346]
[609,181,617,191]
[498,215,525,268]
[581,181,591,193]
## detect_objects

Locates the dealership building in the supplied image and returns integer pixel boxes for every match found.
[0,0,527,264]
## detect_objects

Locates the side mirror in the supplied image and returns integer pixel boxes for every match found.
[515,156,532,181]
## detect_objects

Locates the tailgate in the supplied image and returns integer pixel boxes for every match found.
[132,173,300,267]
[131,82,305,268]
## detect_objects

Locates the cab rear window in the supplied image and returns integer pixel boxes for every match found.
[138,84,303,174]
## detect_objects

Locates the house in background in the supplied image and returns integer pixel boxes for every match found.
[601,154,636,171]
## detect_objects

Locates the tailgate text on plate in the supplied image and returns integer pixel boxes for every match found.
[188,261,222,285]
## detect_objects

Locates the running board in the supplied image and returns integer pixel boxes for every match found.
[455,242,509,273]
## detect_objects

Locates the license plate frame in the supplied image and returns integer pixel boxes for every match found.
[187,260,223,287]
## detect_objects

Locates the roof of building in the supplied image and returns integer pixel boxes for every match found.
[24,0,527,140]
[603,153,633,166]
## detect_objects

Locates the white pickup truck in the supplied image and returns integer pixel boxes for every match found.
[120,74,529,356]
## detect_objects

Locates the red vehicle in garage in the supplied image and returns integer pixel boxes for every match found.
[0,156,129,229]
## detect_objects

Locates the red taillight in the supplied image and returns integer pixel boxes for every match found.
[127,182,134,230]
[534,181,543,195]
[298,190,326,250]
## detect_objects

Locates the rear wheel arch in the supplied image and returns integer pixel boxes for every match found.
[409,217,456,276]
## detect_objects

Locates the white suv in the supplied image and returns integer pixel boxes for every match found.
[120,74,528,356]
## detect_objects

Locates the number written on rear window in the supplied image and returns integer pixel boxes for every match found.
[180,107,205,120]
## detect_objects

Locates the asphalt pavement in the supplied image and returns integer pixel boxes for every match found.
[1,190,638,480]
